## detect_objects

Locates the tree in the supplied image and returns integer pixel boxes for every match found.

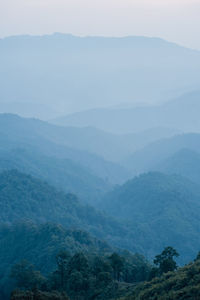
[10,260,45,290]
[56,251,71,291]
[154,246,179,274]
[108,253,124,281]
[68,253,89,274]
[92,256,112,277]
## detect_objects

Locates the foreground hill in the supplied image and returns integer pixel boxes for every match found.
[101,172,200,263]
[120,256,200,300]
[0,222,150,300]
[0,222,111,290]
[1,34,200,118]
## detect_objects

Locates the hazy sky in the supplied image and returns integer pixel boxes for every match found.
[1,0,200,49]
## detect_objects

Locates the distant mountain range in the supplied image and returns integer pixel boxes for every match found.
[52,91,200,133]
[124,132,200,174]
[155,148,200,185]
[0,113,130,186]
[1,34,200,118]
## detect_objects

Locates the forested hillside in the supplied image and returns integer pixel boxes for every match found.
[101,172,200,263]
[0,169,135,251]
[120,255,200,300]
[0,222,150,299]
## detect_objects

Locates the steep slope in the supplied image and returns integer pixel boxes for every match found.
[155,148,200,185]
[52,91,200,133]
[121,257,200,300]
[101,172,200,262]
[1,34,200,117]
[124,133,200,174]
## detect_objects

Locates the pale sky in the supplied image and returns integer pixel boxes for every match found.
[1,0,200,49]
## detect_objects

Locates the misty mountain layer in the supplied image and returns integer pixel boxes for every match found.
[1,34,200,118]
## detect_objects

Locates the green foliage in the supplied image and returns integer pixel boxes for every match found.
[0,221,150,299]
[10,251,151,300]
[10,260,45,290]
[154,247,179,275]
[120,256,200,300]
[109,253,125,281]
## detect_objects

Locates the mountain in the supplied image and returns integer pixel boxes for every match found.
[0,221,150,300]
[52,91,200,133]
[120,256,200,300]
[0,221,112,279]
[100,172,200,263]
[47,124,180,160]
[0,113,130,184]
[1,34,200,118]
[0,171,150,298]
[155,148,200,185]
[0,148,111,204]
[0,169,139,253]
[0,221,112,298]
[123,133,200,174]
[0,101,60,120]
[0,112,179,163]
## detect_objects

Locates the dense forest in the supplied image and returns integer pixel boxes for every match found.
[101,172,200,263]
[9,250,150,300]
[0,221,150,299]
[120,253,200,300]
[1,168,200,299]
[8,245,200,300]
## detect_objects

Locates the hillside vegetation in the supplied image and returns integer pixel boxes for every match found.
[0,222,150,299]
[120,256,200,300]
[101,172,200,262]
